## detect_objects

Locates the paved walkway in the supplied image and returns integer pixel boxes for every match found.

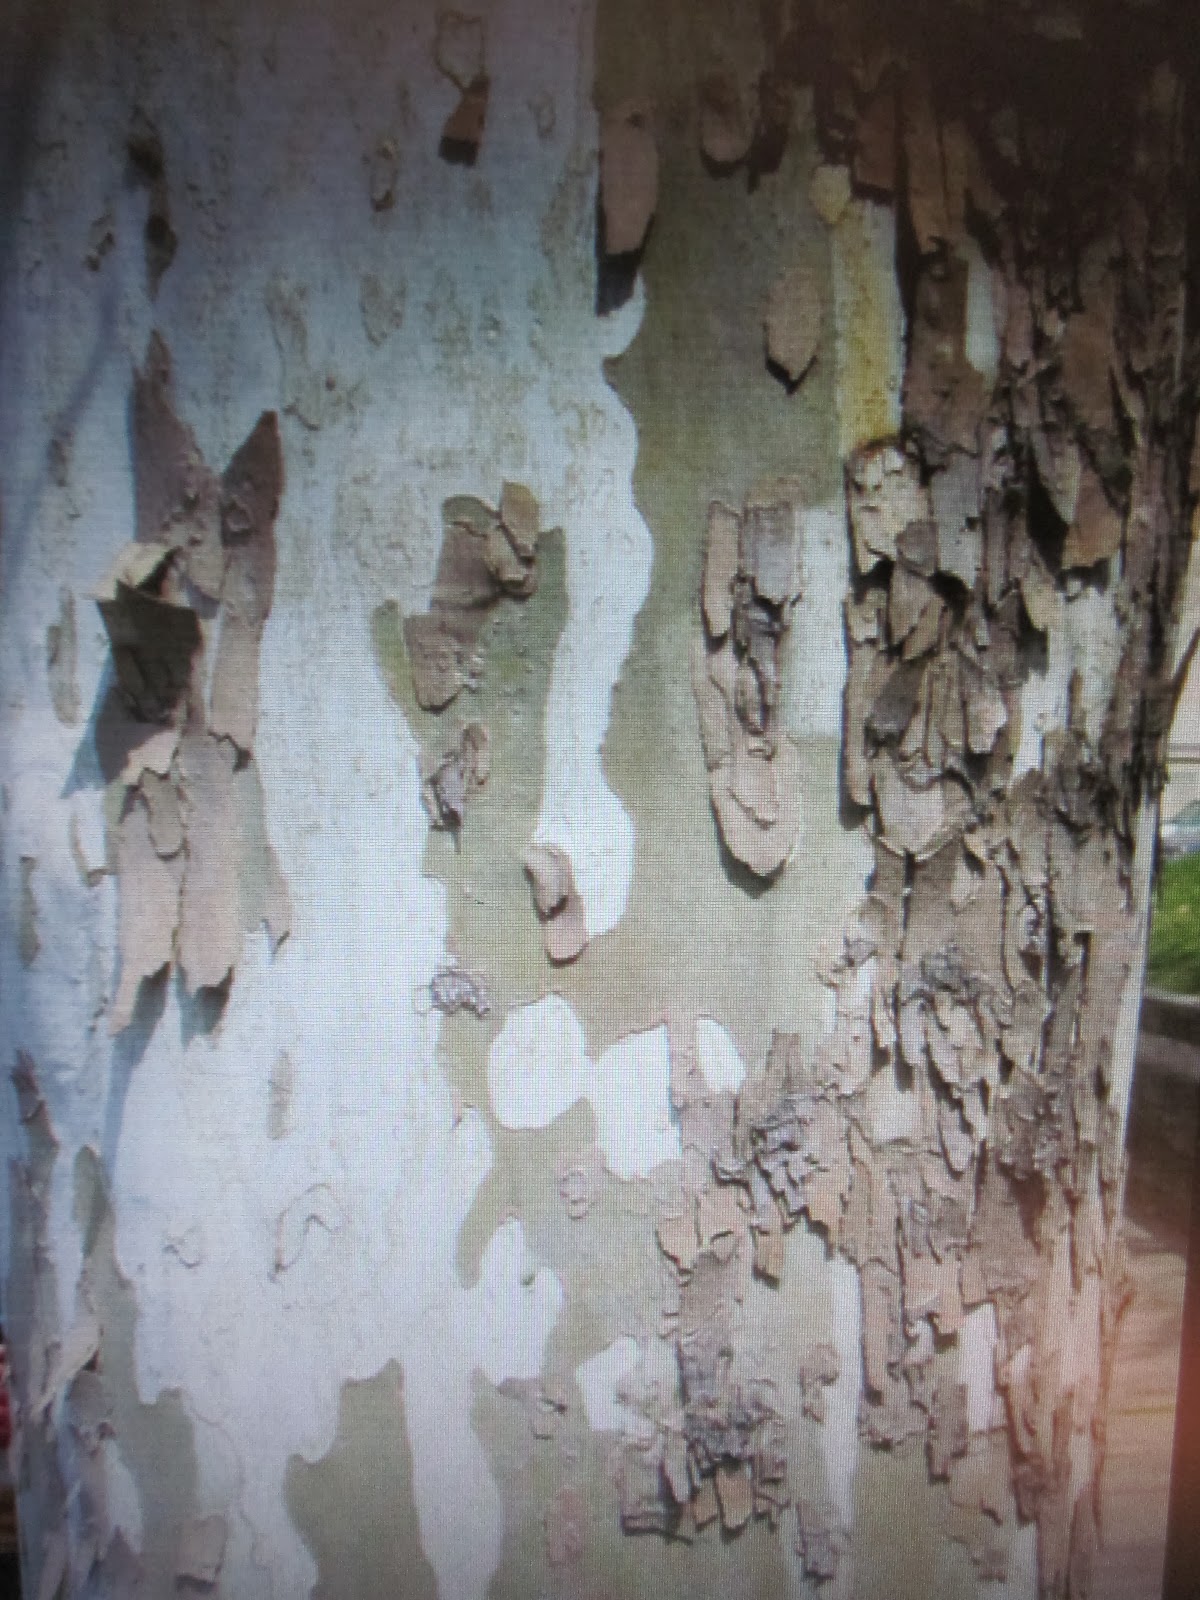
[1096,1029,1198,1600]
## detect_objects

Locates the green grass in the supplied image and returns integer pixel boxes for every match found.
[1147,849,1200,997]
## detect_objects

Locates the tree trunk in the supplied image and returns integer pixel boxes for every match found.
[0,2,1195,1598]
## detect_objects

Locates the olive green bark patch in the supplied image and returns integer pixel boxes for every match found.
[74,1147,200,1597]
[286,1362,438,1600]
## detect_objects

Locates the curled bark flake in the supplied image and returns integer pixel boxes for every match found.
[599,100,658,258]
[524,843,588,963]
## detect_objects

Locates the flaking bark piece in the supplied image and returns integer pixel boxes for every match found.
[712,733,802,877]
[482,518,537,596]
[545,885,588,965]
[703,502,740,638]
[714,1462,753,1532]
[742,502,798,607]
[1031,424,1082,528]
[764,263,823,388]
[176,733,242,996]
[896,518,937,578]
[429,964,491,1016]
[142,769,184,857]
[421,721,490,830]
[798,1342,840,1421]
[906,589,945,661]
[103,708,184,793]
[695,494,803,876]
[889,563,937,650]
[97,557,202,725]
[524,842,588,963]
[404,613,472,711]
[657,1211,699,1274]
[176,1513,226,1588]
[867,660,925,744]
[100,540,177,595]
[222,412,283,545]
[499,481,540,560]
[1058,269,1117,436]
[403,488,540,710]
[901,66,951,255]
[436,510,505,610]
[873,757,962,858]
[961,658,1008,756]
[1062,461,1122,569]
[110,794,183,1034]
[699,72,751,168]
[846,443,929,573]
[440,76,490,165]
[524,842,571,916]
[210,412,281,754]
[599,100,658,256]
[619,1444,675,1534]
[38,1307,102,1415]
[906,261,987,459]
[796,1499,839,1580]
[132,332,224,598]
[928,1380,970,1478]
[854,83,897,195]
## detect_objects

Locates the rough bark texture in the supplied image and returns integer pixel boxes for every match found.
[616,5,1200,1595]
[0,2,1196,1599]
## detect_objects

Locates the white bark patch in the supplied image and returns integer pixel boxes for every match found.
[1016,581,1125,777]
[963,236,1000,387]
[535,282,651,939]
[0,0,643,1590]
[990,1522,1038,1600]
[574,1336,642,1434]
[487,994,589,1129]
[780,503,854,739]
[489,999,681,1179]
[959,1302,1000,1435]
[694,1018,746,1095]
[824,1260,863,1532]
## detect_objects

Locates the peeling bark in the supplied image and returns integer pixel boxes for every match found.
[634,6,1199,1593]
[101,334,290,1030]
[694,496,805,876]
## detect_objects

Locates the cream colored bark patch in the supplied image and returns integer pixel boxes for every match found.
[488,998,680,1179]
[694,1018,746,1094]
